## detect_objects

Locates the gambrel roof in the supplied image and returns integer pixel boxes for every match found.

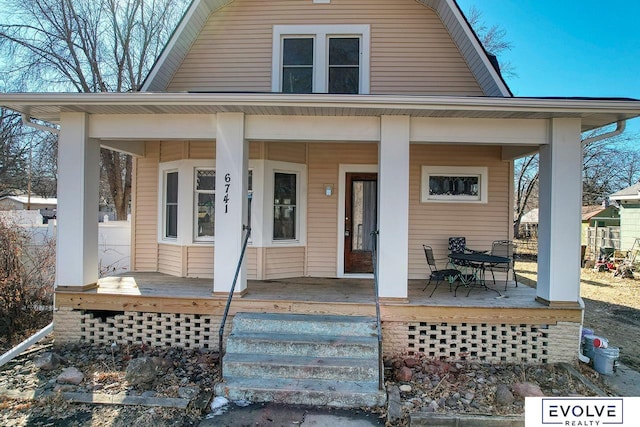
[141,0,511,97]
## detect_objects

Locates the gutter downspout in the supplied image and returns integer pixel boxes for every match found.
[582,120,625,146]
[577,120,625,364]
[21,114,60,135]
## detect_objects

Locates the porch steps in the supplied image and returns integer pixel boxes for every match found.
[214,312,386,408]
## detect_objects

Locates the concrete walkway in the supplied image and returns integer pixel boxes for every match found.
[199,402,384,426]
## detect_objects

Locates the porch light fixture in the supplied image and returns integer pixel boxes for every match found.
[324,184,333,197]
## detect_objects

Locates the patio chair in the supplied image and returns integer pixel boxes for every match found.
[422,245,460,297]
[448,236,485,268]
[487,240,517,290]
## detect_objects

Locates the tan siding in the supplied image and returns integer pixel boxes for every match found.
[246,247,258,280]
[249,141,263,159]
[267,142,306,163]
[132,142,159,271]
[307,143,378,277]
[167,0,483,96]
[188,141,215,159]
[408,145,510,279]
[158,244,184,276]
[264,247,305,279]
[160,141,187,162]
[187,246,214,278]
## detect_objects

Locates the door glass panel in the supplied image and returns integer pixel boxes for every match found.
[351,180,377,251]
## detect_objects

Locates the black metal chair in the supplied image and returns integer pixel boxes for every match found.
[487,240,517,290]
[422,245,460,297]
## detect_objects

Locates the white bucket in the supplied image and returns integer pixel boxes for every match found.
[593,346,620,375]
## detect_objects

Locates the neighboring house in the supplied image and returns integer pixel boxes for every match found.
[0,195,57,211]
[581,204,620,260]
[610,183,640,251]
[2,0,640,386]
[519,208,538,238]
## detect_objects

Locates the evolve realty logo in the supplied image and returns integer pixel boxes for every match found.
[541,398,623,426]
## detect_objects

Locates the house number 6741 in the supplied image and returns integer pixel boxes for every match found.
[224,173,231,213]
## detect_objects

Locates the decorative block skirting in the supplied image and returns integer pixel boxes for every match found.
[54,308,580,363]
[382,321,580,364]
[54,308,225,350]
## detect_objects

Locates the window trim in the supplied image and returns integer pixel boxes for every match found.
[272,24,370,94]
[421,166,488,203]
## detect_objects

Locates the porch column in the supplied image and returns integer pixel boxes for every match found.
[377,115,410,300]
[537,118,582,305]
[213,113,249,296]
[56,112,99,290]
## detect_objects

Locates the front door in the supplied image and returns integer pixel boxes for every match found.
[344,173,378,273]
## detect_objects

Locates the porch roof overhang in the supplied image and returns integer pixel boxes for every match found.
[3,93,640,133]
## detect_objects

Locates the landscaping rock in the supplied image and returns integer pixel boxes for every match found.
[513,381,544,397]
[57,367,84,385]
[396,367,413,382]
[125,357,159,387]
[34,352,64,371]
[386,385,402,425]
[495,384,515,405]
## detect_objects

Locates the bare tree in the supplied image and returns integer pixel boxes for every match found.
[513,154,539,237]
[465,5,516,78]
[0,109,29,197]
[0,0,188,218]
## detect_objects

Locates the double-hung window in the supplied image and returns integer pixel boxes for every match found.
[195,169,215,240]
[164,171,179,239]
[273,25,370,94]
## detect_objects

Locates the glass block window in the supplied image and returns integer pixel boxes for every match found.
[421,166,488,203]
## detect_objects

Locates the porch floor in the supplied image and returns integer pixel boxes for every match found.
[92,273,538,307]
[55,273,582,324]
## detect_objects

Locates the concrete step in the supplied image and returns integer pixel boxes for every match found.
[214,377,387,408]
[225,331,378,358]
[223,353,379,382]
[231,312,377,337]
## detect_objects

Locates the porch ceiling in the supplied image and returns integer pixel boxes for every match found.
[3,93,640,133]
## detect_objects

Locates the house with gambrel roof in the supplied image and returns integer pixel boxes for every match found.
[3,0,640,407]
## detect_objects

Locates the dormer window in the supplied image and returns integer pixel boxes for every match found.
[273,25,370,94]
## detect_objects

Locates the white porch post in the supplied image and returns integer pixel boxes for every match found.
[537,118,582,305]
[377,115,410,300]
[213,113,249,296]
[56,112,99,290]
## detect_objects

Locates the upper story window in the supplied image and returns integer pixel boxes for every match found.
[273,25,370,94]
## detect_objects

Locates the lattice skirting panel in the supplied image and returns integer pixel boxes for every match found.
[382,321,580,364]
[54,308,225,350]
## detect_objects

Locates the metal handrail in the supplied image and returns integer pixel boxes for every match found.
[218,193,252,380]
[370,229,384,391]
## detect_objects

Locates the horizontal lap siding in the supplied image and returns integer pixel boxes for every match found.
[167,0,483,96]
[132,142,159,271]
[158,244,184,276]
[160,141,187,162]
[264,247,305,279]
[187,246,214,278]
[307,143,378,277]
[267,142,306,163]
[408,145,510,279]
[188,141,215,159]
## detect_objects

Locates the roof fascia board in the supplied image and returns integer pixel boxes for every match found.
[141,0,234,92]
[418,0,511,97]
[3,93,640,113]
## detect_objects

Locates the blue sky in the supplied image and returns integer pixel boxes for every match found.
[456,0,640,135]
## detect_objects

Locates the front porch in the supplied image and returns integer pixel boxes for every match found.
[54,274,582,364]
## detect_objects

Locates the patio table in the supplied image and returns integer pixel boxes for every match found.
[448,252,510,297]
